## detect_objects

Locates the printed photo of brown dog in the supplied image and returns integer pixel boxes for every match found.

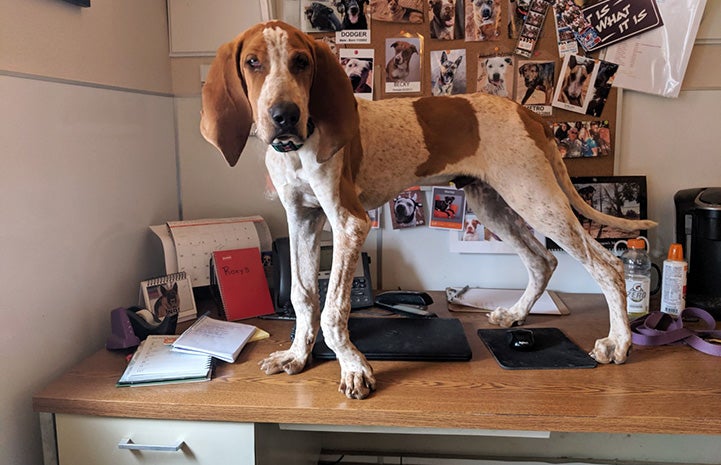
[428,0,457,40]
[370,0,424,23]
[516,60,555,106]
[465,0,502,41]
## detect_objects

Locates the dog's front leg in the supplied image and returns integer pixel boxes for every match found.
[321,208,374,399]
[259,203,326,376]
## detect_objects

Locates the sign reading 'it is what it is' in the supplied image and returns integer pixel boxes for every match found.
[582,0,664,51]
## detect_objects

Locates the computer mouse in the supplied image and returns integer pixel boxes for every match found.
[506,329,535,351]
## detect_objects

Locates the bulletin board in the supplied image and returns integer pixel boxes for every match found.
[297,0,618,177]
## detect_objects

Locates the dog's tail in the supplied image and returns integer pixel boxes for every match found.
[547,141,657,231]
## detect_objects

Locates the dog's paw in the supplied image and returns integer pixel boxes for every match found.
[589,337,630,364]
[258,350,308,375]
[487,307,525,328]
[338,366,376,400]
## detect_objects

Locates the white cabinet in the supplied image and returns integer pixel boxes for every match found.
[56,414,256,464]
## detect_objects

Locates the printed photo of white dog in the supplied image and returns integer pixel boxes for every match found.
[340,48,374,100]
[430,49,466,96]
[389,187,426,229]
[477,55,513,98]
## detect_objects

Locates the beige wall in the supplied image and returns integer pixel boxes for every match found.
[1,2,177,465]
[0,0,172,93]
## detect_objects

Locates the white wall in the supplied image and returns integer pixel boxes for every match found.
[0,2,176,465]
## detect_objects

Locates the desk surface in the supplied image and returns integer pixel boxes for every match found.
[33,292,721,436]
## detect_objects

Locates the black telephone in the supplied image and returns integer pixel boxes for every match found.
[272,237,374,316]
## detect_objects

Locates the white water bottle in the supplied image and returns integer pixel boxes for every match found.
[660,243,687,317]
[620,238,652,318]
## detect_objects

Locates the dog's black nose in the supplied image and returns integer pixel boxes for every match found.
[269,102,300,132]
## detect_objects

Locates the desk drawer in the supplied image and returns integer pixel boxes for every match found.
[56,414,255,465]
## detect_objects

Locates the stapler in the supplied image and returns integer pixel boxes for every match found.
[374,291,435,317]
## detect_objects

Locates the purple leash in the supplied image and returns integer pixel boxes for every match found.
[631,307,721,357]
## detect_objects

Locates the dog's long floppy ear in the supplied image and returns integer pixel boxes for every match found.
[308,39,359,163]
[200,38,252,167]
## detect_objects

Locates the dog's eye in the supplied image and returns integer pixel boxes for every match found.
[246,56,262,71]
[291,53,310,73]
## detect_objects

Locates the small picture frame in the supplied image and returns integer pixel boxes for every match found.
[140,271,197,323]
[546,176,648,251]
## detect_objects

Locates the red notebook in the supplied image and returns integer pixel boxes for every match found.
[211,248,274,320]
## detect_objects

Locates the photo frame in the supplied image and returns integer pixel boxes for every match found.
[140,271,197,323]
[546,176,648,251]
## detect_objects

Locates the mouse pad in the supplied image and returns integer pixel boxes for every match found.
[477,328,597,370]
[313,317,472,361]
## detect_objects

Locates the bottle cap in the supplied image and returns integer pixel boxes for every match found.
[667,243,684,260]
[627,238,645,250]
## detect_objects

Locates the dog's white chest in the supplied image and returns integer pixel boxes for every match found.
[265,142,340,208]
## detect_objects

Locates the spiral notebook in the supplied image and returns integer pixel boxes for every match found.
[117,336,212,387]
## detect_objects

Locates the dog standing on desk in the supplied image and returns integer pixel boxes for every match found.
[200,21,656,400]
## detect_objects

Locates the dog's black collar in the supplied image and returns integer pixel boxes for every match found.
[271,119,315,153]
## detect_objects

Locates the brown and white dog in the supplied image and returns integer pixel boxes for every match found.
[200,21,656,399]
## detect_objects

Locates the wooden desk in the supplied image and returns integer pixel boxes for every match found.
[33,293,721,465]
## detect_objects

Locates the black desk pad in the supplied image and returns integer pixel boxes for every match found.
[478,328,597,370]
[313,317,472,361]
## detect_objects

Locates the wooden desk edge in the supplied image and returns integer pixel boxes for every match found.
[32,292,721,437]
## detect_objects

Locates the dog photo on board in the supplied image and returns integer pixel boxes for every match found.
[385,37,421,93]
[552,54,596,113]
[431,49,466,96]
[429,0,458,40]
[340,48,374,100]
[389,187,426,229]
[302,0,343,32]
[370,0,424,23]
[466,0,502,41]
[508,0,532,38]
[516,60,555,115]
[336,0,370,30]
[477,55,513,99]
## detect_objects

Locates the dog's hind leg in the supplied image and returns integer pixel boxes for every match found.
[464,181,558,327]
[493,177,631,364]
[259,203,326,376]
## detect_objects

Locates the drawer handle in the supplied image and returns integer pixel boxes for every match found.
[118,437,184,452]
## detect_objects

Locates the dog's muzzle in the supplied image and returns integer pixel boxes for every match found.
[270,119,315,153]
[268,102,315,152]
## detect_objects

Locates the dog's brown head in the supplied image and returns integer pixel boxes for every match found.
[200,21,359,165]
